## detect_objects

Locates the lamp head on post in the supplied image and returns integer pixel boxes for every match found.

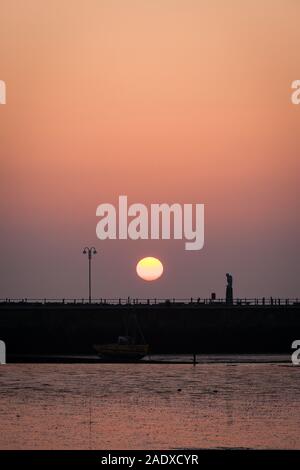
[83,247,97,259]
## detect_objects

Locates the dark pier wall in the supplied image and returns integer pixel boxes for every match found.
[0,302,299,355]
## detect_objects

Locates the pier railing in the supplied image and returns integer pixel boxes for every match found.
[0,298,299,306]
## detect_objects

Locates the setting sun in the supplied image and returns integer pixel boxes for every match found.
[136,257,163,281]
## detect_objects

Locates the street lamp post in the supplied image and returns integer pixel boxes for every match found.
[83,247,97,303]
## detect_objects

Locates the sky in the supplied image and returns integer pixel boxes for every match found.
[0,0,299,300]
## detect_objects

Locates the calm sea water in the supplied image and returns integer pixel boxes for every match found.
[0,356,299,449]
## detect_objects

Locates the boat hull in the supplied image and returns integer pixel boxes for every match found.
[93,343,149,361]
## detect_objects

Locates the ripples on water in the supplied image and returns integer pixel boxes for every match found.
[0,356,299,449]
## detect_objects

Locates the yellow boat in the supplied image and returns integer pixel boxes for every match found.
[94,341,149,361]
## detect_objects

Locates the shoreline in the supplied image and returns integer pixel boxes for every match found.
[5,353,291,364]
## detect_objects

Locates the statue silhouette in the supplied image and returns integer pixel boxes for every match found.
[226,273,233,304]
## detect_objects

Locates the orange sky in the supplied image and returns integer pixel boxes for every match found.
[0,0,299,298]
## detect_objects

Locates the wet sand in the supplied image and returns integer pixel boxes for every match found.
[0,357,299,449]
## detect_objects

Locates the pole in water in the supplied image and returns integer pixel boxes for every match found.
[193,353,197,365]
